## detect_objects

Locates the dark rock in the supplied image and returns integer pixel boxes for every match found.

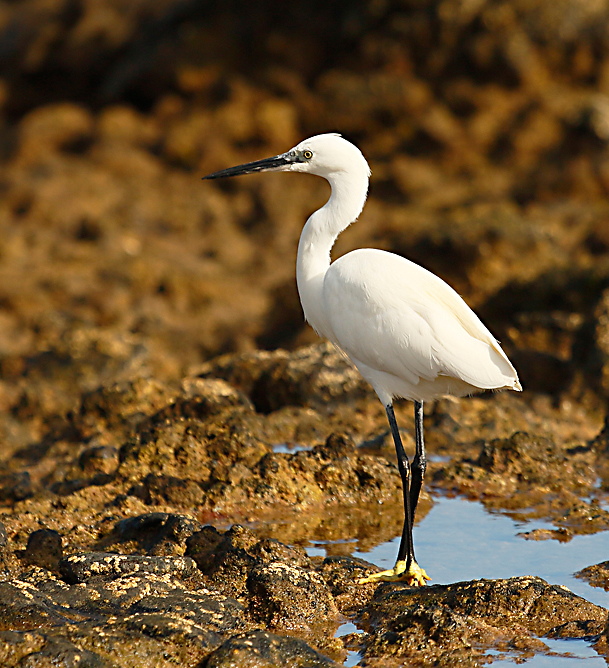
[128,473,205,508]
[316,555,381,614]
[14,562,245,636]
[113,512,202,555]
[131,589,246,634]
[16,566,188,618]
[247,561,339,630]
[249,538,310,569]
[0,629,47,665]
[0,560,248,664]
[591,287,609,398]
[186,526,259,598]
[546,619,606,639]
[517,527,572,541]
[52,475,115,496]
[0,471,33,502]
[202,629,340,667]
[359,576,608,664]
[0,577,82,631]
[18,636,112,668]
[431,429,608,533]
[185,526,223,557]
[21,530,63,571]
[59,552,198,585]
[123,612,221,647]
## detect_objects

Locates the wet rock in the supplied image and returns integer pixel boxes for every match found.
[517,527,572,541]
[2,7,609,668]
[0,555,248,664]
[247,561,339,631]
[576,561,609,591]
[186,525,263,598]
[358,576,607,665]
[59,552,198,585]
[188,525,342,639]
[591,413,609,454]
[546,619,606,639]
[249,538,311,569]
[475,431,558,475]
[129,589,245,635]
[316,555,382,615]
[594,623,609,659]
[112,512,202,555]
[17,636,111,668]
[202,629,340,668]
[20,530,63,571]
[432,430,608,533]
[0,575,81,631]
[0,630,47,666]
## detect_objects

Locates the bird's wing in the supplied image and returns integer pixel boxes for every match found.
[323,249,519,391]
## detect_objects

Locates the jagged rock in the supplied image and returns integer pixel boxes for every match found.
[358,576,608,665]
[59,552,199,584]
[247,561,339,630]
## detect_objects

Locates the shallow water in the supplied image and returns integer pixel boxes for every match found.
[307,496,609,666]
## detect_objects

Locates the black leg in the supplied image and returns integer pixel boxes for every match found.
[385,404,415,567]
[410,400,427,524]
[358,403,430,585]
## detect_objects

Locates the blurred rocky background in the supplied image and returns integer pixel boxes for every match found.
[1,1,609,666]
[0,0,608,449]
[0,0,609,537]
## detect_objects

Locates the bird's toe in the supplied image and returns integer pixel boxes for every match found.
[357,560,430,586]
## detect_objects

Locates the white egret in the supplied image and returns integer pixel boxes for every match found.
[203,134,522,586]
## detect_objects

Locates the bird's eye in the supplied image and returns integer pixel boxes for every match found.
[303,150,313,160]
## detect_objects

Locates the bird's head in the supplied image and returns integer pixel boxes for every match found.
[202,134,370,182]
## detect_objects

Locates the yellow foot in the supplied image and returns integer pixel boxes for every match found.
[358,559,431,586]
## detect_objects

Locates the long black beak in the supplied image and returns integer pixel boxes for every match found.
[202,153,295,180]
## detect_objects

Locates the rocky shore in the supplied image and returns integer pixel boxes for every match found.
[0,343,607,666]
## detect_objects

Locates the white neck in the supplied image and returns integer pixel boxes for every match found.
[296,169,369,337]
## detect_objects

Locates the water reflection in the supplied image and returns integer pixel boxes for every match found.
[305,495,608,667]
[350,495,608,608]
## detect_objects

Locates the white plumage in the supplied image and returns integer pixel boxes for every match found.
[322,248,520,405]
[203,133,521,586]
